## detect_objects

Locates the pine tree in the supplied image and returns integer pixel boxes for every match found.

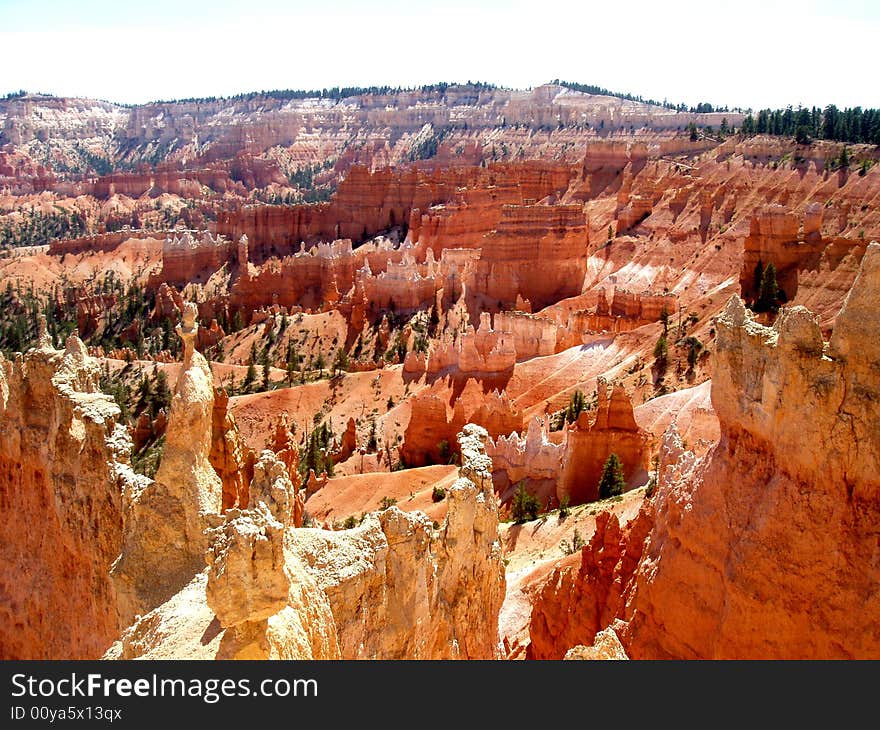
[153,370,171,416]
[753,259,765,301]
[598,453,626,499]
[564,390,587,424]
[653,334,668,370]
[756,262,780,313]
[243,361,257,392]
[366,419,378,452]
[332,347,348,376]
[511,482,541,523]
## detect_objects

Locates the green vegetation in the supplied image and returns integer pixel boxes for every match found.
[1,208,87,249]
[432,486,446,503]
[553,389,591,429]
[149,81,498,106]
[408,125,450,161]
[743,104,880,145]
[379,496,398,510]
[653,333,669,371]
[551,79,729,114]
[0,273,178,360]
[366,419,379,452]
[597,453,626,500]
[286,159,337,204]
[511,482,541,523]
[558,495,570,519]
[563,390,587,424]
[299,421,335,478]
[683,336,704,373]
[131,434,165,479]
[755,262,781,313]
[560,528,584,555]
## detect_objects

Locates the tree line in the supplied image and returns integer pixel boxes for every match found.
[740,105,880,145]
[551,79,733,114]
[149,82,498,106]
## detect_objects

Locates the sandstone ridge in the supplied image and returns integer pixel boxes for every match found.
[528,242,880,659]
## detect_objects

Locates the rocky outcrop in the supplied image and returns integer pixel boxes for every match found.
[210,387,254,511]
[108,552,340,660]
[332,417,357,464]
[557,379,650,505]
[109,423,504,660]
[248,450,299,526]
[158,231,235,286]
[487,416,563,493]
[108,335,337,660]
[529,243,880,659]
[47,230,168,257]
[401,387,522,467]
[564,627,629,660]
[269,414,305,527]
[740,204,826,301]
[111,303,223,626]
[404,311,517,376]
[527,507,651,659]
[469,204,589,311]
[205,504,289,629]
[289,424,505,658]
[0,323,135,659]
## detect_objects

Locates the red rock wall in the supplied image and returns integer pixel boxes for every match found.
[0,343,125,659]
[401,385,522,467]
[557,382,649,505]
[214,162,573,261]
[740,204,825,300]
[473,204,589,310]
[48,230,167,257]
[530,250,880,658]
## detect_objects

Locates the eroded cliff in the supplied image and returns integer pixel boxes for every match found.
[528,243,880,659]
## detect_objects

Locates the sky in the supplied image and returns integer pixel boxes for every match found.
[1,0,878,110]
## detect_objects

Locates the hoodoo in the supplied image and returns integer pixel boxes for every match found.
[2,76,880,663]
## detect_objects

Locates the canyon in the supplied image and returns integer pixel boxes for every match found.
[1,84,879,660]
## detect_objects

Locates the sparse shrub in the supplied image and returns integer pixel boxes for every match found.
[558,495,570,519]
[379,496,397,510]
[432,486,446,503]
[511,482,541,523]
[560,528,584,555]
[343,515,357,529]
[684,336,704,373]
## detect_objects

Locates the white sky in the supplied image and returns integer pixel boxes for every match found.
[1,0,878,110]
